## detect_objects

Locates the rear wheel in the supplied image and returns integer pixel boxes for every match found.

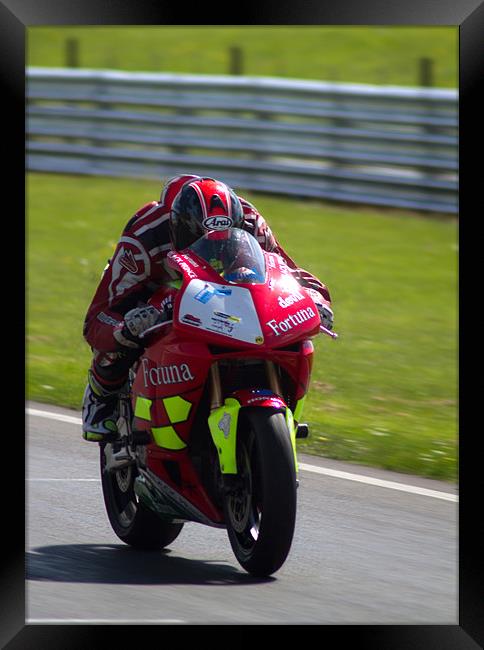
[100,443,183,550]
[224,408,297,577]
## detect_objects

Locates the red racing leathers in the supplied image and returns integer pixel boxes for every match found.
[83,192,331,389]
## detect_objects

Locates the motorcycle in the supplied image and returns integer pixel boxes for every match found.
[100,228,337,577]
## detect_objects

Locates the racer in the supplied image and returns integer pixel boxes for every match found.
[82,175,333,441]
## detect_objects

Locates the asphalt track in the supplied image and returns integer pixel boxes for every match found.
[26,401,458,625]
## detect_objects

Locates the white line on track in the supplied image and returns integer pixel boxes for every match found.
[27,408,82,426]
[298,463,457,502]
[27,619,185,624]
[26,406,457,502]
[27,478,100,482]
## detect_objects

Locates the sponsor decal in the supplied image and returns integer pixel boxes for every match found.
[213,311,241,323]
[194,286,213,304]
[208,317,235,335]
[181,313,202,326]
[278,290,305,309]
[218,412,231,439]
[183,254,199,267]
[170,253,197,279]
[277,257,290,274]
[118,247,139,274]
[247,396,284,405]
[245,391,284,406]
[97,311,121,327]
[267,254,277,269]
[203,215,233,230]
[216,286,233,296]
[109,237,150,306]
[194,283,232,304]
[207,310,241,336]
[159,294,173,312]
[266,307,316,336]
[141,359,195,388]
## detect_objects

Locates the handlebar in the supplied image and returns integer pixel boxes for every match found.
[320,325,338,339]
[139,320,172,339]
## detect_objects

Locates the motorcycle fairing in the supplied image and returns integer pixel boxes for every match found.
[167,243,320,350]
[134,469,224,527]
[128,231,321,526]
[207,397,240,474]
[132,337,224,524]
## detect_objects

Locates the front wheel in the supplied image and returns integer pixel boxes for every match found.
[224,408,297,577]
[100,443,183,550]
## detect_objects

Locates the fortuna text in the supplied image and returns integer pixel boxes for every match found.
[266,307,316,335]
[142,358,195,387]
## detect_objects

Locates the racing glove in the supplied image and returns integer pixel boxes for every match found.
[304,287,334,330]
[318,303,334,330]
[113,305,163,349]
[225,266,259,282]
[290,268,331,302]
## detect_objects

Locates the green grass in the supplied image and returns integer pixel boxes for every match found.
[27,26,458,88]
[26,172,458,482]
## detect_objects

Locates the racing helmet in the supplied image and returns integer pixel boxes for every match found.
[160,173,201,206]
[169,177,245,250]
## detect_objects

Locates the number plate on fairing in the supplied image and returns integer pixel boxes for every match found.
[178,279,264,344]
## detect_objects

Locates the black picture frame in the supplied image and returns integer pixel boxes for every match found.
[5,1,482,647]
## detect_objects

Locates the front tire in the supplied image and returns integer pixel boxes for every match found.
[100,443,183,550]
[224,408,297,577]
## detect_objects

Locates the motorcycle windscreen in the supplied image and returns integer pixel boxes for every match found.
[188,228,266,285]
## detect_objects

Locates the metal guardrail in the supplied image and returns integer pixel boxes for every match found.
[26,68,458,214]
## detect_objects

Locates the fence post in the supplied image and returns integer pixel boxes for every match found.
[229,46,243,75]
[418,57,436,213]
[65,39,79,68]
[419,57,434,87]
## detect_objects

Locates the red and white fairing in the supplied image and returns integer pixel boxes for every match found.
[166,247,321,350]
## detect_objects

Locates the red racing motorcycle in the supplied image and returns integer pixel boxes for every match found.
[100,228,337,577]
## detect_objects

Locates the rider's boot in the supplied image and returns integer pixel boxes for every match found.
[82,371,121,442]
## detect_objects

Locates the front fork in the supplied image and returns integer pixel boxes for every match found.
[104,384,142,473]
[207,360,301,477]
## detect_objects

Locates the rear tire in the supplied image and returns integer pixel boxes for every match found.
[224,408,297,577]
[100,443,183,550]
